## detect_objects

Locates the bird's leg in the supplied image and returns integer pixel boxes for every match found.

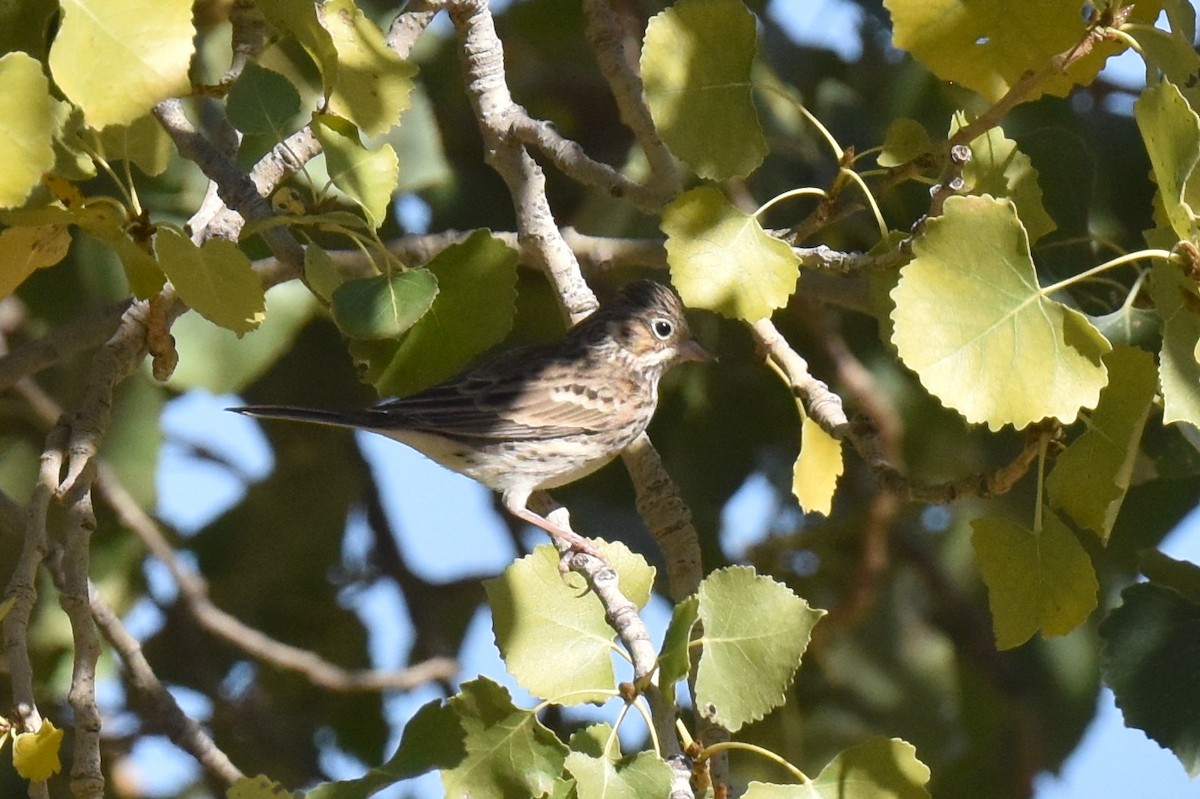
[507,491,605,561]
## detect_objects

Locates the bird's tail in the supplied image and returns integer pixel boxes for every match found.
[228,405,382,430]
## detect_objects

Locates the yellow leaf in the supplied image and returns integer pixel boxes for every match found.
[0,225,72,299]
[13,718,64,782]
[791,414,843,516]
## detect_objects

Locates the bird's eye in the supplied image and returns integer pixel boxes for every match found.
[651,318,674,339]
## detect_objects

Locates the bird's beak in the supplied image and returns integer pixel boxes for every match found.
[680,339,716,363]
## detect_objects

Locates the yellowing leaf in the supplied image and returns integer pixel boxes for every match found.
[1149,261,1200,428]
[890,194,1109,431]
[663,186,799,321]
[13,718,63,782]
[0,225,71,299]
[321,0,416,137]
[1046,347,1158,541]
[792,414,843,516]
[255,0,338,97]
[972,511,1098,650]
[0,52,56,208]
[97,113,174,177]
[155,229,266,336]
[878,118,935,168]
[312,113,400,228]
[49,0,194,128]
[641,0,765,180]
[226,774,295,799]
[1135,80,1200,242]
[956,115,1056,243]
[884,0,1117,103]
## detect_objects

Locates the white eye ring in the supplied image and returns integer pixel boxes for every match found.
[651,318,674,340]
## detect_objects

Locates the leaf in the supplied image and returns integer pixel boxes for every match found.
[0,52,56,208]
[321,0,416,137]
[641,0,765,180]
[1149,261,1200,428]
[12,718,64,782]
[48,0,194,128]
[97,113,173,177]
[49,99,97,181]
[743,738,930,799]
[877,118,935,168]
[1135,79,1200,242]
[1046,347,1157,541]
[564,749,672,799]
[390,84,452,193]
[312,113,400,228]
[883,0,1123,103]
[330,269,438,340]
[0,224,71,299]
[694,566,825,731]
[154,228,266,336]
[955,115,1056,243]
[351,230,519,397]
[485,542,655,704]
[1100,577,1200,777]
[1088,304,1161,349]
[658,594,699,702]
[169,281,318,394]
[441,677,569,799]
[226,63,302,137]
[792,413,843,516]
[226,775,296,799]
[971,511,1098,650]
[890,194,1110,431]
[108,235,166,299]
[256,0,338,97]
[663,186,800,321]
[304,700,466,799]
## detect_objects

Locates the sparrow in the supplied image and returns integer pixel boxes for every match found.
[229,279,710,557]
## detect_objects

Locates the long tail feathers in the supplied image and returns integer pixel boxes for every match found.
[227,405,380,430]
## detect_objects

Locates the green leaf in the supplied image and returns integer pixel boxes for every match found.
[883,0,1118,103]
[48,0,194,129]
[313,113,400,228]
[1135,79,1200,242]
[663,186,800,321]
[109,235,166,299]
[12,718,64,782]
[303,244,343,302]
[0,52,55,208]
[1149,261,1200,428]
[658,594,699,702]
[442,677,569,799]
[955,115,1056,243]
[971,511,1098,650]
[744,738,930,799]
[255,0,338,97]
[0,224,71,299]
[227,775,297,799]
[154,228,266,336]
[304,700,466,799]
[641,0,765,180]
[1046,347,1157,541]
[49,99,96,181]
[792,413,843,516]
[322,0,416,138]
[485,542,655,704]
[97,113,173,177]
[890,194,1110,431]
[351,230,519,397]
[877,118,935,168]
[1100,577,1200,777]
[694,566,825,731]
[227,63,302,137]
[169,281,318,394]
[1140,551,1200,605]
[1088,304,1161,349]
[330,269,437,341]
[391,84,452,193]
[564,749,672,799]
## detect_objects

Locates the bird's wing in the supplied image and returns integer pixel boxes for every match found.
[372,347,638,441]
